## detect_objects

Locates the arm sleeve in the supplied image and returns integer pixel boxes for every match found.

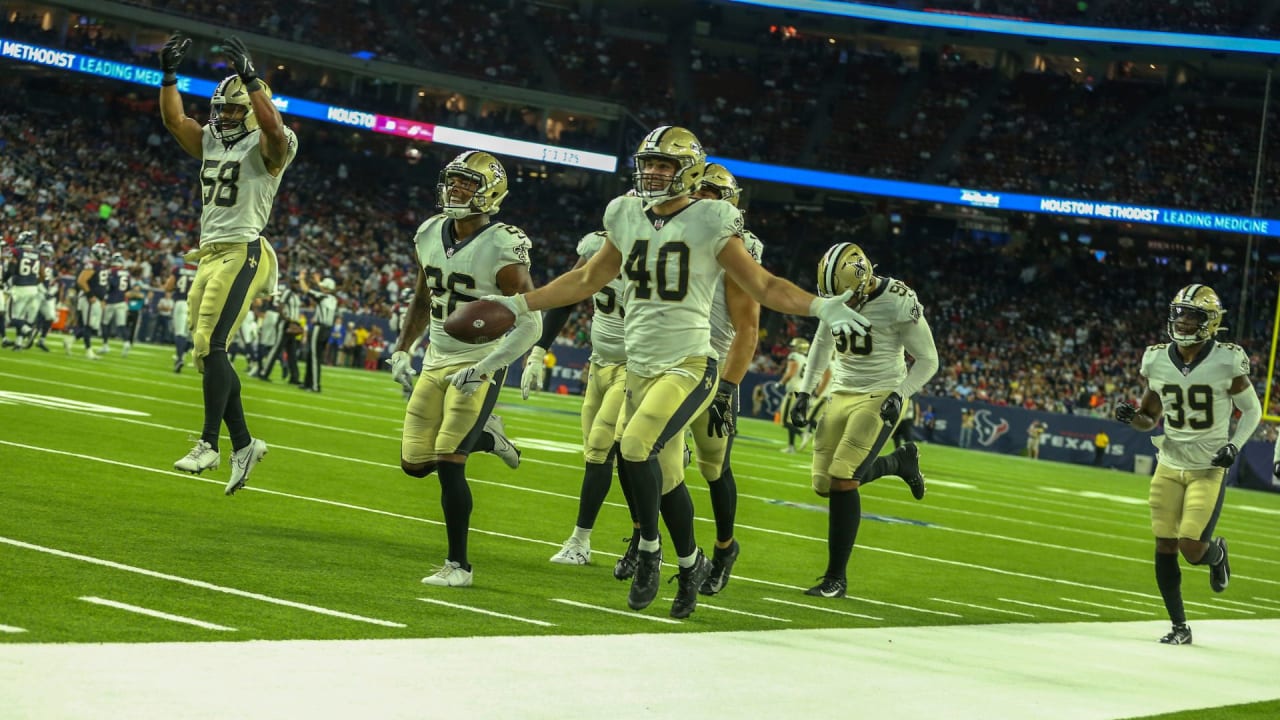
[478,310,544,375]
[799,324,833,393]
[536,304,574,350]
[1229,384,1262,449]
[894,315,940,400]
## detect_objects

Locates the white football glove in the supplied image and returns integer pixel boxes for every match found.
[521,346,547,400]
[446,365,496,396]
[479,293,532,319]
[388,350,417,392]
[810,290,871,338]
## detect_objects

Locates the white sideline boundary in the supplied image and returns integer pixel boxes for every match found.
[1,620,1277,719]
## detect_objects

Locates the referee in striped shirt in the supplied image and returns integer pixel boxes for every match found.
[299,271,338,392]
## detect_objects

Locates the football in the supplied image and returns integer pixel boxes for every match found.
[444,299,517,344]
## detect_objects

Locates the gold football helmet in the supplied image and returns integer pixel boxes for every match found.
[817,242,874,305]
[1168,284,1224,347]
[633,125,706,205]
[789,337,811,354]
[698,163,741,207]
[438,150,509,219]
[210,75,270,143]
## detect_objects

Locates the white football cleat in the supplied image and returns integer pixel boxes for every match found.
[549,536,591,565]
[174,439,220,474]
[225,438,268,495]
[483,414,521,469]
[421,560,473,587]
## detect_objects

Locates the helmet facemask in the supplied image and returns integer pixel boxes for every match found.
[210,75,264,145]
[1166,285,1224,348]
[437,151,509,220]
[632,126,706,208]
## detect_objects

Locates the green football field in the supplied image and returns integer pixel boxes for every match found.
[2,340,1278,643]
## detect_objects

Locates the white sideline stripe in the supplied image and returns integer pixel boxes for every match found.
[417,599,555,627]
[1250,596,1280,608]
[998,598,1099,617]
[1058,598,1152,615]
[762,597,883,621]
[697,602,792,622]
[80,596,236,631]
[930,598,1035,618]
[549,598,682,624]
[0,624,26,633]
[0,535,405,628]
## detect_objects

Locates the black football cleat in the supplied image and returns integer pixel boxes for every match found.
[1209,537,1230,593]
[804,575,848,599]
[670,549,713,619]
[627,548,662,611]
[898,442,926,500]
[699,540,740,596]
[1160,623,1192,645]
[614,535,640,581]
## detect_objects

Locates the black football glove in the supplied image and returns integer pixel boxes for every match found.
[1114,402,1137,425]
[1210,443,1238,469]
[221,36,260,85]
[160,32,191,75]
[1273,461,1280,480]
[788,392,810,428]
[879,391,903,426]
[707,380,737,438]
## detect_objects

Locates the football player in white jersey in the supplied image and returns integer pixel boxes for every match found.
[388,150,541,589]
[1114,285,1259,645]
[160,34,296,496]
[790,243,939,599]
[673,163,760,597]
[778,337,810,452]
[485,125,870,618]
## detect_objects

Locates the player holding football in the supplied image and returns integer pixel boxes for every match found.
[1115,284,1258,645]
[160,32,294,495]
[485,125,870,619]
[388,150,540,588]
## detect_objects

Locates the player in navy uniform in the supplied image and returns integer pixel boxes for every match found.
[100,252,132,357]
[163,255,198,372]
[4,231,42,350]
[70,243,110,359]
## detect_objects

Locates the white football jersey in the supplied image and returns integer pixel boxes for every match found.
[828,277,925,394]
[604,195,741,377]
[709,228,763,364]
[784,352,808,392]
[198,125,298,246]
[1141,340,1250,470]
[414,215,532,370]
[576,230,626,365]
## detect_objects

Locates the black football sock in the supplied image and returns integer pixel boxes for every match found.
[861,451,902,486]
[1155,551,1185,626]
[576,461,614,530]
[660,483,697,559]
[788,427,799,446]
[438,461,473,570]
[200,350,238,451]
[473,430,495,453]
[708,468,737,544]
[623,457,662,543]
[826,488,862,580]
[1193,540,1223,566]
[223,369,251,452]
[615,446,639,525]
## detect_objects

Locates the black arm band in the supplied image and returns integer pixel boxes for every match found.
[161,73,178,87]
[537,304,574,350]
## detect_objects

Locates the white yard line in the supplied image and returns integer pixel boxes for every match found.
[696,603,792,622]
[0,624,26,633]
[79,597,236,631]
[0,535,404,628]
[930,598,1035,618]
[998,597,1099,617]
[549,598,682,624]
[1058,598,1152,615]
[762,597,883,621]
[417,599,555,627]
